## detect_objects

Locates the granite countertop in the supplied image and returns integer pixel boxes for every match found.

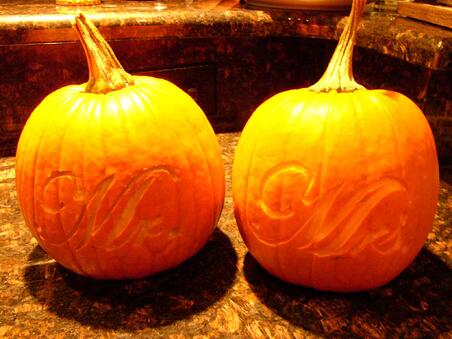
[0,0,451,70]
[0,133,451,337]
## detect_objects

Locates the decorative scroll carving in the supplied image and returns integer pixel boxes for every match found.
[39,167,179,250]
[254,162,409,257]
[259,162,318,219]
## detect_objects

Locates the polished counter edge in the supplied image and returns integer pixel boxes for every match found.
[0,1,450,70]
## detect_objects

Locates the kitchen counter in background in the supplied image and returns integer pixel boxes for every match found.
[0,0,451,163]
[0,0,450,70]
[0,133,451,337]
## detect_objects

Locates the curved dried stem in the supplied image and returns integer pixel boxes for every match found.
[309,0,367,93]
[74,13,134,94]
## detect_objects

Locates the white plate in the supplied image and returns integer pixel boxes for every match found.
[245,0,352,10]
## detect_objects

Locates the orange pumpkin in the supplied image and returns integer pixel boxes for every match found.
[232,0,439,291]
[15,14,225,279]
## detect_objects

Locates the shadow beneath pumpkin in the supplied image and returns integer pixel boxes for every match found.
[243,248,451,338]
[24,228,237,331]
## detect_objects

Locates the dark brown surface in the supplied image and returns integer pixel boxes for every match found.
[0,133,451,338]
[0,1,450,69]
[0,35,336,155]
[1,35,451,162]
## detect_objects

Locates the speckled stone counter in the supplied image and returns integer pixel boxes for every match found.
[0,133,451,338]
[0,0,450,70]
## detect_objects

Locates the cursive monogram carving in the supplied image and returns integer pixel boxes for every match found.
[254,162,409,257]
[38,167,180,250]
[259,162,319,219]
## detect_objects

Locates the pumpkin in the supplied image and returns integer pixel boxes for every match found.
[15,14,225,279]
[232,0,439,292]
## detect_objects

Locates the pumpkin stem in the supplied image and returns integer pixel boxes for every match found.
[74,13,134,94]
[309,0,366,93]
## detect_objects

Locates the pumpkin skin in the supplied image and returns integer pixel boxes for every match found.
[232,0,439,291]
[15,15,225,279]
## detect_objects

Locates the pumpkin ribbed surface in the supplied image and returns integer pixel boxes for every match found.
[15,16,224,279]
[232,89,438,291]
[232,0,439,291]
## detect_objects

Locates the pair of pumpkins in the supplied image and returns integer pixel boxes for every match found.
[16,0,438,292]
